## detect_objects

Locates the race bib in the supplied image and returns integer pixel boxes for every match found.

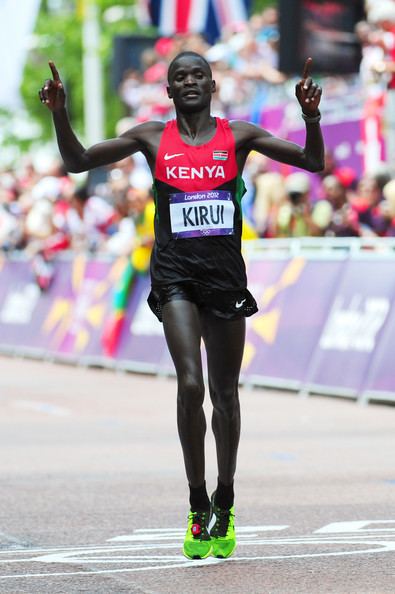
[169,190,234,239]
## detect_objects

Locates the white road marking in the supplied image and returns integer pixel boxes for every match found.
[108,525,289,542]
[0,522,395,580]
[315,520,395,533]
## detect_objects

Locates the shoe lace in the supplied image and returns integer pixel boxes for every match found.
[211,507,233,537]
[191,510,208,524]
[190,510,209,536]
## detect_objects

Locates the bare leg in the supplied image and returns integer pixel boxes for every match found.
[201,314,245,486]
[162,300,206,488]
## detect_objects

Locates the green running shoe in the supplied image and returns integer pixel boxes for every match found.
[183,509,212,560]
[209,492,236,558]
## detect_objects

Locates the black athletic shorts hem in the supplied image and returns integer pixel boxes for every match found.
[148,282,258,322]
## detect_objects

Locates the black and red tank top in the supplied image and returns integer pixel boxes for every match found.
[151,117,247,290]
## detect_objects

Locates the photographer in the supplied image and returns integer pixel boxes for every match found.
[274,172,315,237]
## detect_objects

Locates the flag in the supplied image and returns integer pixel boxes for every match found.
[101,244,152,357]
[213,150,229,161]
[101,259,135,357]
[148,0,251,44]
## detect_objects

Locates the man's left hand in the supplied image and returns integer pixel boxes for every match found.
[295,57,322,115]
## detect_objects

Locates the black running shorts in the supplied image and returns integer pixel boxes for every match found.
[148,282,258,322]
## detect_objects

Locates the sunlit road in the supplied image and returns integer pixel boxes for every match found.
[0,357,394,593]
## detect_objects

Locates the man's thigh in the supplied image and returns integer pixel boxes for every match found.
[162,299,204,379]
[201,313,245,387]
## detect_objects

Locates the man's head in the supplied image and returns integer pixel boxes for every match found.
[167,51,216,113]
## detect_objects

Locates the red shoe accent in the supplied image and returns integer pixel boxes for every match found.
[191,523,202,536]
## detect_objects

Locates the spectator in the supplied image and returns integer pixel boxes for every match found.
[16,157,40,192]
[104,190,137,257]
[380,179,395,237]
[0,194,22,250]
[351,174,387,236]
[62,186,117,252]
[8,5,395,253]
[313,175,360,237]
[274,172,314,237]
[368,2,395,172]
[381,178,395,236]
[251,171,284,237]
[24,196,55,243]
[126,186,155,273]
[355,19,385,99]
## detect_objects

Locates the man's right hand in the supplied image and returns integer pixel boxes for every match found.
[38,61,66,112]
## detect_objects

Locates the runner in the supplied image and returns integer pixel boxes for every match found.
[39,51,323,560]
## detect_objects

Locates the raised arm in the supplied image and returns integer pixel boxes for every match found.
[232,58,324,173]
[39,61,162,173]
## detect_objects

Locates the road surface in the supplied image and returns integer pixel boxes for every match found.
[0,357,394,593]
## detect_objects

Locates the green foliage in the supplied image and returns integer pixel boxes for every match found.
[18,0,277,153]
[252,0,277,13]
[20,0,144,148]
[21,7,84,142]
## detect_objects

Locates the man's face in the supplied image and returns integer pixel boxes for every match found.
[167,55,215,113]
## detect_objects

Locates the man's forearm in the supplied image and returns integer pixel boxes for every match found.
[52,108,89,173]
[303,112,325,172]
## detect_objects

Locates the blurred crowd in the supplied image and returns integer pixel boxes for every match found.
[119,5,285,124]
[3,1,395,290]
[0,154,155,288]
[248,154,395,239]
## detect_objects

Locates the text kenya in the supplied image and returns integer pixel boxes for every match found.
[166,165,225,180]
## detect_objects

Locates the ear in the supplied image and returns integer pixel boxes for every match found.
[167,85,172,99]
[211,80,216,94]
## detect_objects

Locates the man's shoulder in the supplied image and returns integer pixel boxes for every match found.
[229,120,270,142]
[137,120,167,132]
[229,119,254,129]
[121,120,166,140]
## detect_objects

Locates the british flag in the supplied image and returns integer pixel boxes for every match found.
[148,0,251,44]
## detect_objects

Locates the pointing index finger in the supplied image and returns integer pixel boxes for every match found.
[49,61,60,82]
[302,57,313,81]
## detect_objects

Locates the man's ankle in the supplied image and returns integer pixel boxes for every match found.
[214,479,234,509]
[189,480,210,511]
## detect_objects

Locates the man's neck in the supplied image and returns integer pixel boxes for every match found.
[176,108,215,142]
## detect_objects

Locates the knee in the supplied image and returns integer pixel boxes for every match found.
[177,376,205,413]
[211,384,239,417]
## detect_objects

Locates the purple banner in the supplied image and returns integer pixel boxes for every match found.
[46,257,119,357]
[361,297,395,396]
[1,252,395,401]
[305,259,395,394]
[0,256,124,359]
[259,102,364,193]
[0,258,58,350]
[289,120,363,181]
[116,275,170,372]
[243,257,344,386]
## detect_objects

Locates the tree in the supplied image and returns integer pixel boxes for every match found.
[20,0,151,148]
[16,0,276,155]
[253,0,276,12]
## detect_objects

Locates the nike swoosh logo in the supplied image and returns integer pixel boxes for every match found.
[164,152,184,161]
[208,512,216,531]
[235,299,246,309]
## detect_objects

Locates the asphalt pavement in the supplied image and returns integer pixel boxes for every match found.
[0,356,394,593]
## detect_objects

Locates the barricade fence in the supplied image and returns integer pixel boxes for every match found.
[1,238,395,405]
